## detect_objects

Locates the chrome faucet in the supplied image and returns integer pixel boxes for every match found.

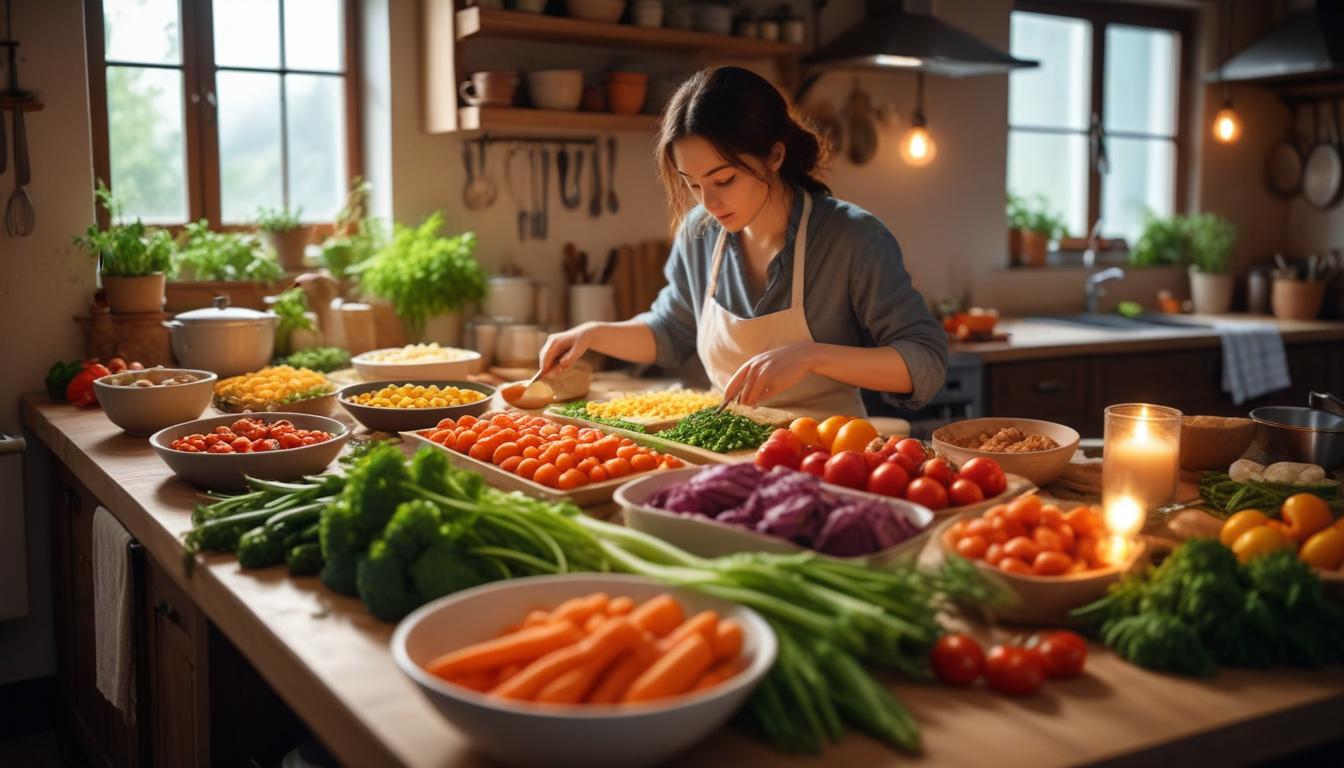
[1082,218,1105,268]
[1084,267,1125,314]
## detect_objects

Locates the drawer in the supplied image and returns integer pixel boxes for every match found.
[1091,350,1222,412]
[987,359,1088,416]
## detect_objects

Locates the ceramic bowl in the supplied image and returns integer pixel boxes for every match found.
[565,0,625,23]
[93,368,217,436]
[932,417,1080,487]
[351,348,482,382]
[337,380,495,433]
[149,412,349,491]
[605,81,647,114]
[527,69,584,111]
[1179,415,1257,471]
[392,574,776,768]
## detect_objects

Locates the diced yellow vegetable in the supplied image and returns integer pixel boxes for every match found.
[345,383,485,409]
[585,390,722,421]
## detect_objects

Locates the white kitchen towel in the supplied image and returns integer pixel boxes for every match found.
[1216,322,1291,405]
[92,506,136,724]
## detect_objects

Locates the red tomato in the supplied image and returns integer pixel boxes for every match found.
[863,450,888,472]
[906,477,948,510]
[1003,536,1041,563]
[799,451,830,478]
[767,428,803,458]
[756,440,801,471]
[948,478,985,507]
[984,645,1045,696]
[865,461,910,498]
[955,535,989,559]
[106,357,128,373]
[929,634,986,687]
[960,457,1007,497]
[1034,631,1087,679]
[822,451,869,489]
[920,457,957,487]
[1031,550,1073,576]
[230,437,252,453]
[894,438,929,470]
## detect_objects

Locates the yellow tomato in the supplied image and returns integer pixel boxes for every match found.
[1219,509,1270,548]
[816,415,852,452]
[787,416,822,448]
[1231,525,1294,564]
[831,418,880,455]
[1299,527,1344,571]
[1280,493,1333,543]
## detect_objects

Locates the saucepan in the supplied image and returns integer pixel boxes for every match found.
[1248,405,1344,471]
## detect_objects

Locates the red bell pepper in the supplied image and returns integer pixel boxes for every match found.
[66,363,112,408]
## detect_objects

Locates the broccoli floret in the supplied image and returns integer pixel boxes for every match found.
[320,443,412,596]
[237,525,288,569]
[356,540,420,622]
[383,499,444,562]
[319,503,361,594]
[286,542,324,576]
[410,447,455,498]
[409,536,490,602]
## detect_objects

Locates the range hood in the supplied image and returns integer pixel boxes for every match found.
[804,0,1038,78]
[1208,2,1344,85]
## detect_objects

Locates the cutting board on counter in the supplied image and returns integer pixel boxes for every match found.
[543,409,757,465]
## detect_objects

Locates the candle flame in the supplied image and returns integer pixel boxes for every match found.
[1104,495,1144,540]
[1101,535,1133,567]
[1133,405,1150,442]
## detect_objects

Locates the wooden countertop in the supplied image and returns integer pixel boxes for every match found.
[951,314,1344,363]
[21,395,1344,767]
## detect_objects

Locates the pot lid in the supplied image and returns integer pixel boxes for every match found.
[173,295,276,323]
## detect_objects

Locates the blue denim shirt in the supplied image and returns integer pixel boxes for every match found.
[638,188,948,408]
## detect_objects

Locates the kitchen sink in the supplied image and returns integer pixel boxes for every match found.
[1029,313,1213,331]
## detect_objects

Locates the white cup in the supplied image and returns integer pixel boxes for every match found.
[568,284,616,327]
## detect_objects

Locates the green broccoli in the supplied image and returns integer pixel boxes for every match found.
[185,508,275,553]
[237,525,289,569]
[320,443,411,595]
[409,536,490,602]
[286,542,324,576]
[356,540,421,622]
[410,446,456,498]
[383,499,444,562]
[319,503,361,594]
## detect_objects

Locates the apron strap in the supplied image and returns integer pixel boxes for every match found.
[704,227,730,307]
[703,191,812,310]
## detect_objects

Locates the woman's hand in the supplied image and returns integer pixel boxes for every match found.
[723,342,820,406]
[538,323,597,374]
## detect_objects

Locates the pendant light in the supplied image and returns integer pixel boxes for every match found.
[900,73,937,166]
[1212,0,1243,144]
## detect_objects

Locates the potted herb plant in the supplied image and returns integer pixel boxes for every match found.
[167,221,284,312]
[352,211,487,345]
[268,287,320,357]
[319,178,382,287]
[1185,213,1237,315]
[256,205,310,271]
[1129,215,1187,268]
[75,182,175,314]
[1008,194,1067,267]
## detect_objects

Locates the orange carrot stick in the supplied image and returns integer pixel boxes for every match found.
[550,593,610,626]
[518,609,551,631]
[711,619,743,661]
[491,617,639,701]
[583,613,606,634]
[689,658,743,693]
[587,640,658,704]
[606,596,636,616]
[492,664,522,688]
[447,670,495,692]
[658,610,718,652]
[425,620,583,680]
[622,633,714,703]
[628,594,684,638]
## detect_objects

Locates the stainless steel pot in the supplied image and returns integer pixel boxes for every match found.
[163,296,276,377]
[1249,406,1344,471]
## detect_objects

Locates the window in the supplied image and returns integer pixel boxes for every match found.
[1007,2,1190,246]
[87,0,360,227]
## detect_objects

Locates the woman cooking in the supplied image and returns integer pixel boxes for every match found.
[540,66,947,419]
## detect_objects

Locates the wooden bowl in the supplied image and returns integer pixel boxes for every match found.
[1179,415,1257,471]
[338,380,495,433]
[932,418,1080,486]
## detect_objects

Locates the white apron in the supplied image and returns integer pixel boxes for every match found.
[695,192,866,420]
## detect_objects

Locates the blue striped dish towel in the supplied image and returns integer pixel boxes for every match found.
[1216,322,1290,404]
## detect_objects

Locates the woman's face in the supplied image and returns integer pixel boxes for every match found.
[671,136,781,233]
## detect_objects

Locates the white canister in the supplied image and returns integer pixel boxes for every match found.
[483,276,537,323]
[496,324,549,368]
[465,319,501,367]
[568,283,617,327]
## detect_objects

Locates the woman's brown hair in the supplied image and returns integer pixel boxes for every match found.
[655,66,831,232]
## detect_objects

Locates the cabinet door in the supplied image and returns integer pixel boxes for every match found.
[1090,349,1227,417]
[143,556,207,768]
[985,358,1089,429]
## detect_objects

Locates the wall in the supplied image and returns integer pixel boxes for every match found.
[0,0,95,684]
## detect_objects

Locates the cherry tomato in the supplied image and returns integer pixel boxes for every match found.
[920,457,957,487]
[230,437,252,453]
[822,451,869,490]
[905,477,948,510]
[959,457,1007,498]
[533,464,561,488]
[894,438,929,470]
[799,451,830,478]
[984,645,1045,696]
[929,634,986,687]
[767,428,804,457]
[955,535,989,559]
[866,461,910,498]
[1034,631,1087,679]
[1003,536,1041,563]
[984,542,1006,566]
[998,556,1032,574]
[1007,494,1043,526]
[1031,550,1073,576]
[756,440,801,471]
[948,478,985,507]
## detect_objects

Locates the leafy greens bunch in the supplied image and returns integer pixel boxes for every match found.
[75,181,175,277]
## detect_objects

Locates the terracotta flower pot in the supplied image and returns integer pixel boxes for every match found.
[263,227,312,271]
[103,273,166,314]
[1007,228,1024,266]
[1019,230,1049,267]
[1188,269,1234,315]
[1271,278,1327,321]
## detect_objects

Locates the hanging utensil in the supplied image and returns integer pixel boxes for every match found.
[5,105,33,237]
[505,143,528,241]
[558,145,582,209]
[540,146,550,239]
[529,145,542,238]
[1303,100,1344,210]
[844,79,877,166]
[1266,102,1306,199]
[589,140,602,218]
[605,136,619,214]
[478,139,498,208]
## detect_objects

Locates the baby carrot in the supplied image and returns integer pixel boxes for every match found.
[426,620,582,680]
[583,613,606,634]
[518,609,551,631]
[690,658,743,693]
[712,619,744,661]
[492,664,522,688]
[606,596,636,616]
[492,617,639,701]
[587,639,658,704]
[447,670,495,693]
[629,594,684,638]
[550,593,610,626]
[622,633,714,703]
[658,610,719,652]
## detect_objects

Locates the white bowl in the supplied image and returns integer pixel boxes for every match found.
[392,574,777,768]
[565,0,625,23]
[149,412,350,491]
[527,69,584,111]
[615,466,936,566]
[351,348,482,382]
[94,368,217,436]
[932,417,1081,487]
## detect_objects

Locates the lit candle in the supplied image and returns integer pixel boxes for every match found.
[1102,404,1182,510]
[1102,495,1144,565]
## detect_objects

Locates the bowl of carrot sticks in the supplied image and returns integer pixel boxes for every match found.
[391,574,777,768]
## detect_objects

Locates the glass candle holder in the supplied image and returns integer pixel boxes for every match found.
[1102,403,1182,539]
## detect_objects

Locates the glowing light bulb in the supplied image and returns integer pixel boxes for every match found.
[1212,104,1242,144]
[900,124,937,167]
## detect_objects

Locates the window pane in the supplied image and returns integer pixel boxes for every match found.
[1102,137,1175,244]
[215,0,280,69]
[286,75,346,220]
[218,72,284,223]
[103,0,180,65]
[1105,24,1179,136]
[107,66,186,223]
[1007,130,1089,239]
[1009,11,1092,131]
[285,0,344,71]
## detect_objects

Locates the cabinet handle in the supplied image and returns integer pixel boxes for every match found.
[1035,380,1066,394]
[154,601,181,626]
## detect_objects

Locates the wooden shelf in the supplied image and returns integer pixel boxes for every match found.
[457,106,660,133]
[0,97,42,112]
[455,7,806,56]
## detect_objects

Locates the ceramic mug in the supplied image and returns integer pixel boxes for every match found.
[527,69,583,111]
[459,71,519,107]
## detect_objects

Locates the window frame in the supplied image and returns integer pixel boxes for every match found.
[84,0,362,232]
[1010,0,1194,241]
